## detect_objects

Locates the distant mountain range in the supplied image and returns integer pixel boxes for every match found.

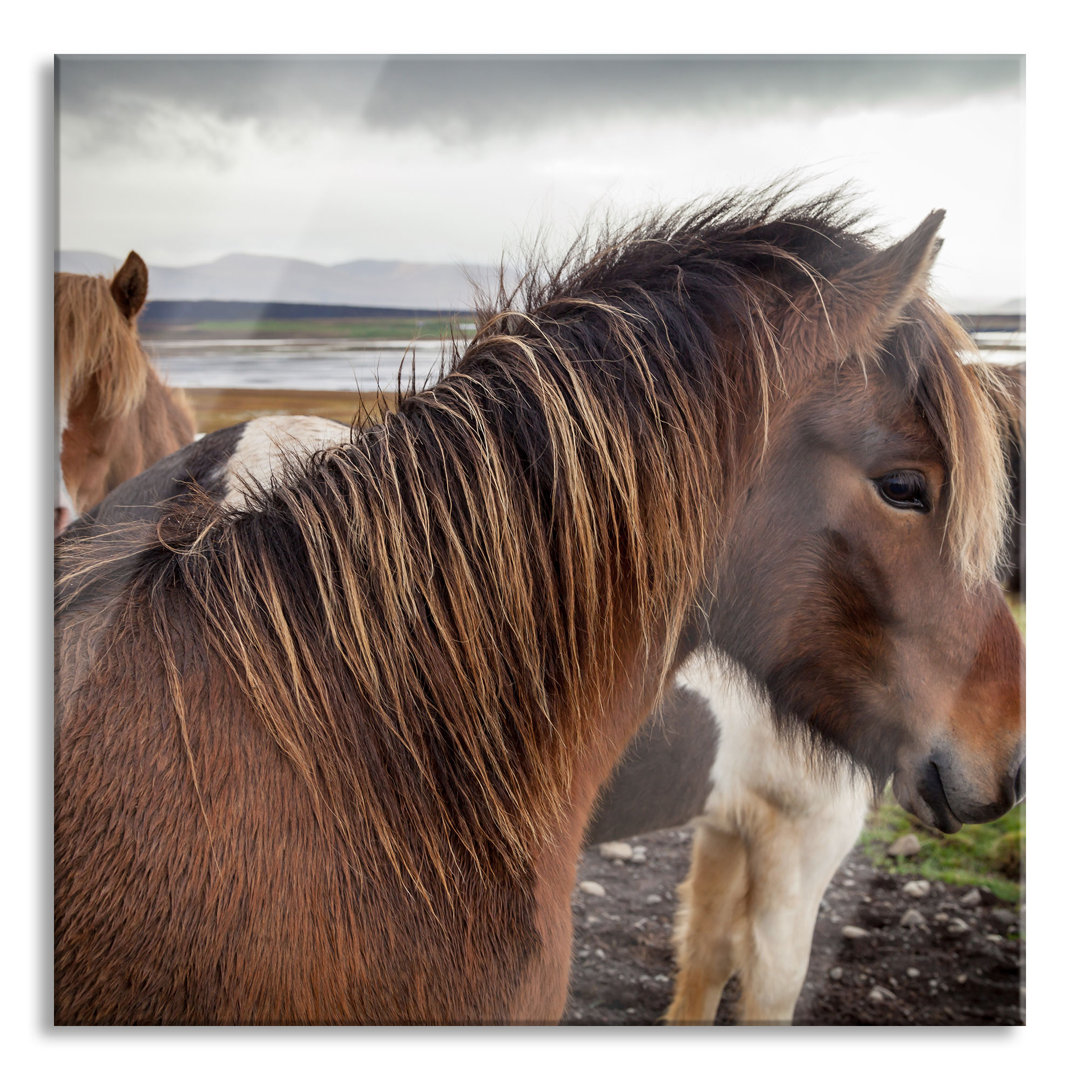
[55,250,1024,318]
[56,251,507,313]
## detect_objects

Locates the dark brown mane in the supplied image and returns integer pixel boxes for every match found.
[56,189,1007,905]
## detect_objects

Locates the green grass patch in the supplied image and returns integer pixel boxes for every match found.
[860,796,1025,905]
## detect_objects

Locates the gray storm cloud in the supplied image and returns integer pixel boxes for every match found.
[58,54,1022,150]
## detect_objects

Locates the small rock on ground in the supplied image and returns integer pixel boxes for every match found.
[842,925,870,939]
[598,841,634,862]
[888,834,921,857]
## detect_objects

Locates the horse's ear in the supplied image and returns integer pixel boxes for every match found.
[110,251,149,321]
[798,210,946,362]
[863,210,946,326]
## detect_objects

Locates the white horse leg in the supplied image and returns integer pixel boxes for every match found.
[736,790,868,1024]
[663,821,750,1024]
[661,653,869,1026]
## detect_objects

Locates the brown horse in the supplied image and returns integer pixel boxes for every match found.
[54,251,195,535]
[584,359,1026,1024]
[54,189,1024,1024]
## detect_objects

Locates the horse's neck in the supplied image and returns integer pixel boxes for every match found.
[405,344,721,847]
[138,369,196,453]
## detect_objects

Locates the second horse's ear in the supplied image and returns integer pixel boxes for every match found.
[786,210,947,367]
[110,251,149,321]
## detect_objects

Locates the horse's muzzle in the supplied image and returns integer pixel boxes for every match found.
[893,748,1025,834]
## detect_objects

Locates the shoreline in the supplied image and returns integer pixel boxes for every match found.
[182,386,390,434]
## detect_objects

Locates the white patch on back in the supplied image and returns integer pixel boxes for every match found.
[221,415,351,511]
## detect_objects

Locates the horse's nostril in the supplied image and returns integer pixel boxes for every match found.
[1014,758,1025,803]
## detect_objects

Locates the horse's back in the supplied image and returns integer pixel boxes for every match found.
[55,412,549,1023]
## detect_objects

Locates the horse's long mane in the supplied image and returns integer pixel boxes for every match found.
[55,270,148,416]
[56,187,1009,902]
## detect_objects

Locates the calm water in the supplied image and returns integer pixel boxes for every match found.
[148,333,1025,394]
[148,338,451,393]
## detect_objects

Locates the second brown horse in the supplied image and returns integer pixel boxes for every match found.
[54,251,195,534]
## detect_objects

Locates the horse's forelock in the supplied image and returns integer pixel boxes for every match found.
[55,271,149,418]
[884,299,1011,588]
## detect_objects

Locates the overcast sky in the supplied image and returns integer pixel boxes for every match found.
[56,55,1024,307]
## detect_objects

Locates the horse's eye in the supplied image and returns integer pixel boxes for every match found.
[874,470,930,512]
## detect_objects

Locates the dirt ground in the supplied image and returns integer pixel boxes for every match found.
[562,826,1023,1026]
